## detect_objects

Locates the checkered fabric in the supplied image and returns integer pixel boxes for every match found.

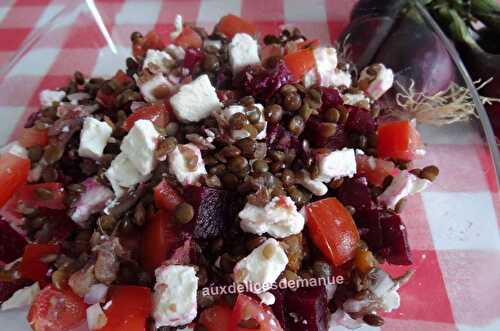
[0,1,499,330]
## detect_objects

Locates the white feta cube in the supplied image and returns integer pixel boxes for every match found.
[170,14,183,40]
[233,238,288,293]
[378,171,431,209]
[153,265,198,327]
[296,170,329,196]
[170,74,221,123]
[358,63,394,100]
[166,44,186,60]
[229,33,260,74]
[317,148,357,182]
[239,195,305,238]
[143,49,175,73]
[120,119,160,176]
[105,153,149,197]
[342,91,370,109]
[330,69,352,88]
[136,72,172,103]
[87,303,107,330]
[39,89,66,108]
[0,141,28,158]
[78,117,113,160]
[313,47,338,87]
[1,282,40,311]
[168,143,207,186]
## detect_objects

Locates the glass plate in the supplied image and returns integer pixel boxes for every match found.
[0,1,499,330]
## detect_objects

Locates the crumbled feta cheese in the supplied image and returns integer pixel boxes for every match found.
[296,171,329,196]
[78,117,113,160]
[170,74,222,123]
[1,282,40,311]
[317,148,357,182]
[120,119,159,176]
[136,72,172,103]
[168,143,207,186]
[342,91,370,109]
[303,68,317,88]
[327,309,365,330]
[378,171,431,209]
[0,141,28,158]
[239,195,305,238]
[233,238,288,293]
[153,265,198,327]
[143,49,175,73]
[166,44,186,60]
[170,14,183,40]
[105,153,150,197]
[39,89,66,108]
[358,63,394,100]
[229,33,260,74]
[204,39,222,50]
[87,303,108,330]
[330,69,352,88]
[258,292,276,306]
[67,92,90,105]
[313,47,338,87]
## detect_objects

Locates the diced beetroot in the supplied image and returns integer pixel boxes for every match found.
[0,218,27,263]
[267,124,300,151]
[354,208,384,250]
[0,280,31,304]
[321,87,343,110]
[305,116,347,149]
[285,286,328,331]
[235,61,292,100]
[380,212,412,265]
[336,177,373,212]
[183,186,239,239]
[183,48,205,73]
[345,106,376,134]
[270,289,287,329]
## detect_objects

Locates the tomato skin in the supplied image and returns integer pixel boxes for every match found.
[153,179,183,212]
[216,14,257,39]
[355,154,397,187]
[141,210,179,273]
[0,153,30,208]
[306,198,360,267]
[283,49,316,81]
[99,286,153,331]
[199,304,232,331]
[124,104,169,131]
[19,128,49,148]
[174,27,203,49]
[20,244,60,282]
[28,285,87,331]
[377,120,423,161]
[133,31,165,59]
[231,294,283,331]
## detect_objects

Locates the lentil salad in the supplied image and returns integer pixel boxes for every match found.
[0,13,439,331]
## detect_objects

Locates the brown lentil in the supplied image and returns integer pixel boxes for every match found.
[246,108,261,124]
[252,159,269,173]
[209,164,226,176]
[421,165,439,182]
[229,112,248,130]
[345,205,356,215]
[318,122,337,138]
[51,269,69,290]
[34,187,54,200]
[245,236,267,251]
[221,173,239,190]
[288,115,305,136]
[98,215,116,232]
[133,202,146,226]
[43,144,64,164]
[175,202,194,224]
[228,156,249,173]
[363,314,385,327]
[280,84,297,95]
[242,124,258,139]
[220,145,241,158]
[202,54,220,72]
[308,87,322,102]
[298,103,314,121]
[27,145,43,162]
[283,92,302,112]
[204,174,222,188]
[312,261,333,279]
[395,198,406,213]
[236,138,256,157]
[165,122,179,136]
[264,104,283,123]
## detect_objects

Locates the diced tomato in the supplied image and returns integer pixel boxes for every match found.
[18,128,49,148]
[0,153,30,208]
[142,210,179,273]
[216,14,257,39]
[99,286,152,331]
[174,27,203,49]
[283,49,316,81]
[113,69,133,87]
[306,198,360,267]
[153,179,183,212]
[28,285,87,331]
[231,294,283,331]
[285,39,321,55]
[20,244,60,283]
[133,31,165,59]
[123,104,169,131]
[199,304,232,331]
[356,154,397,187]
[377,120,424,162]
[9,182,65,211]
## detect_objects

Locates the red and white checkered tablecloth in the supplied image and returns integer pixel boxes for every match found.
[0,1,499,331]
